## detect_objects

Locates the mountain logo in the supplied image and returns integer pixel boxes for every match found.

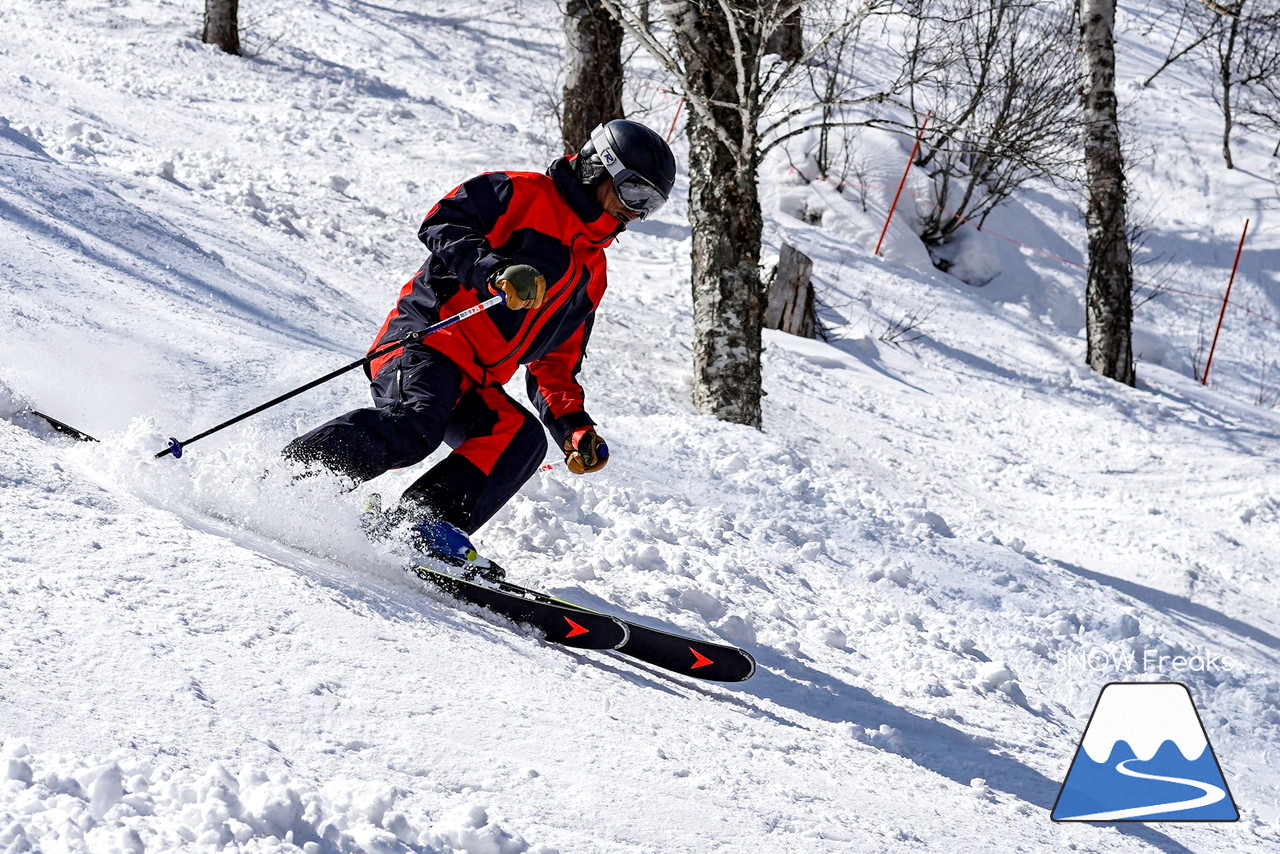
[1051,682,1239,822]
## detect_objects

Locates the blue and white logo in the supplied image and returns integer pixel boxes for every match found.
[1052,682,1239,821]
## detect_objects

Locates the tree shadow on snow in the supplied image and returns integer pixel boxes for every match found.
[0,174,356,355]
[824,336,931,394]
[339,0,562,56]
[1136,378,1280,453]
[736,647,1202,854]
[1058,560,1280,660]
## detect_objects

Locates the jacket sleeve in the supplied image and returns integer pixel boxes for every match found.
[526,313,596,444]
[418,172,514,292]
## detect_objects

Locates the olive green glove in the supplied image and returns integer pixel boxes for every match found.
[563,427,608,474]
[491,264,547,310]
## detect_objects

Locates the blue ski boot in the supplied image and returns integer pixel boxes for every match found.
[410,519,506,584]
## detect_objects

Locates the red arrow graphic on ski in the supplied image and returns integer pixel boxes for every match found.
[690,648,714,669]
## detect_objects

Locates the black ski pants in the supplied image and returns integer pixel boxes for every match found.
[284,348,548,533]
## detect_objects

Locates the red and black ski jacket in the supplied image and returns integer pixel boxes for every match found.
[368,156,621,442]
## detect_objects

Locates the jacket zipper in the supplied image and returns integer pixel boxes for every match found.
[475,230,612,377]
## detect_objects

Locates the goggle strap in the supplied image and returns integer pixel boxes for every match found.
[591,125,627,181]
[590,124,668,218]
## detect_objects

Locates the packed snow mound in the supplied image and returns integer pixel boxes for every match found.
[0,739,553,854]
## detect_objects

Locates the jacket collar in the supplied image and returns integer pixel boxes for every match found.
[548,155,622,244]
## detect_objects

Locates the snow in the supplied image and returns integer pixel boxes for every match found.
[2,1,1279,852]
[0,739,546,854]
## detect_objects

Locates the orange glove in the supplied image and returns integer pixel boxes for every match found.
[563,427,608,474]
[491,264,547,310]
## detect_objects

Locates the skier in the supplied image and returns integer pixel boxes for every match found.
[284,119,676,570]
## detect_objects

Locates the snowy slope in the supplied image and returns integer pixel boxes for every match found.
[2,2,1280,852]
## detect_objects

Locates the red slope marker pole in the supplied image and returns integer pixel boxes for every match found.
[875,113,930,257]
[666,97,685,144]
[1201,218,1250,386]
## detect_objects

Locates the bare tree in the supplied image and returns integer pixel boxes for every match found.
[1218,7,1244,167]
[564,0,626,153]
[1131,0,1280,168]
[1082,0,1136,385]
[1140,0,1219,86]
[1236,6,1280,153]
[797,3,877,184]
[657,0,768,426]
[1213,1,1280,167]
[897,0,1080,250]
[203,0,241,56]
[600,1,879,427]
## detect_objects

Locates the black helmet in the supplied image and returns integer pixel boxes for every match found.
[578,119,676,220]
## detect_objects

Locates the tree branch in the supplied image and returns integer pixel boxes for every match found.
[1198,0,1243,19]
[599,0,743,159]
[759,3,882,111]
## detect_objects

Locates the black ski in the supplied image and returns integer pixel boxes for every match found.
[25,409,98,443]
[412,565,629,651]
[460,573,755,683]
[612,620,756,683]
[559,600,756,682]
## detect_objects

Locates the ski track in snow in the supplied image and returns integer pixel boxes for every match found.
[1,1,1279,852]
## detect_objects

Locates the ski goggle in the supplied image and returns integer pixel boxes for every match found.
[591,126,668,220]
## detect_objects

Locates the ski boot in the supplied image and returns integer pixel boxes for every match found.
[409,518,506,585]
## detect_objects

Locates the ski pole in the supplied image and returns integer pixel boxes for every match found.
[155,294,504,459]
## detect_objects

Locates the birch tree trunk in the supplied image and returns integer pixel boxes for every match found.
[563,0,625,153]
[666,1,765,427]
[1220,13,1240,168]
[203,0,241,56]
[1081,0,1135,386]
[602,0,875,427]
